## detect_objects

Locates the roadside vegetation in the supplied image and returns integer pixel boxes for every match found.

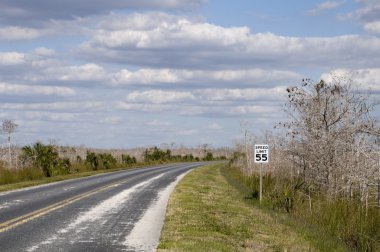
[0,143,226,191]
[158,164,350,251]
[232,78,380,251]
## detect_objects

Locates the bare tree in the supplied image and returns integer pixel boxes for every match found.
[2,119,18,168]
[240,120,252,174]
[280,78,380,199]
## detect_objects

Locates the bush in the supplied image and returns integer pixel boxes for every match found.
[98,153,117,169]
[144,147,171,162]
[122,154,137,166]
[229,165,380,251]
[202,152,214,161]
[86,151,99,170]
[86,152,117,170]
[20,142,63,177]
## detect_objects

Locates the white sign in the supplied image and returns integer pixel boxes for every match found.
[254,144,269,163]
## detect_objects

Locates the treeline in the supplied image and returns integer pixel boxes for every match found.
[0,144,224,186]
[231,78,380,251]
[143,146,226,163]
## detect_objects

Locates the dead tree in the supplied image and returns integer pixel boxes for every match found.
[1,119,18,169]
[280,77,380,199]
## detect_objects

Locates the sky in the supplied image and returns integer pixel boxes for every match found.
[0,0,380,148]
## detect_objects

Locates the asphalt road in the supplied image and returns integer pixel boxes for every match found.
[0,162,203,252]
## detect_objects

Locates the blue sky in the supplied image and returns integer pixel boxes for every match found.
[0,0,379,148]
[202,0,361,36]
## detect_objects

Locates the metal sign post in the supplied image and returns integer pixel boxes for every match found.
[254,144,269,202]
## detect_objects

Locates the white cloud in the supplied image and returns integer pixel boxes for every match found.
[34,47,56,56]
[0,101,105,111]
[126,90,195,104]
[0,52,25,65]
[114,69,180,85]
[116,102,171,113]
[344,0,380,34]
[198,87,286,101]
[113,68,301,87]
[364,21,380,34]
[0,26,45,40]
[78,13,380,70]
[306,1,344,16]
[321,68,380,90]
[205,123,222,130]
[0,82,76,96]
[56,63,108,82]
[175,129,198,136]
[118,87,285,118]
[146,120,171,127]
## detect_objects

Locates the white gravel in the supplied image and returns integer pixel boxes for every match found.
[123,171,189,252]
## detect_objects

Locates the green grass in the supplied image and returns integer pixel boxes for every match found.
[222,166,352,252]
[224,166,380,251]
[158,164,320,251]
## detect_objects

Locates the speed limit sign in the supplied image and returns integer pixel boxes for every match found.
[254,144,269,163]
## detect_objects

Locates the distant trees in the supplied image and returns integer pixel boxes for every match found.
[4,139,224,183]
[143,146,223,163]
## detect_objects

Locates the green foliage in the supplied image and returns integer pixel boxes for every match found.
[98,153,117,169]
[56,158,71,175]
[85,151,117,170]
[202,151,214,161]
[85,151,99,170]
[298,199,380,251]
[121,154,137,166]
[20,142,70,177]
[229,165,380,251]
[143,147,172,162]
[143,146,212,163]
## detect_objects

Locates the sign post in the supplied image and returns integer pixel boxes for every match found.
[254,144,269,202]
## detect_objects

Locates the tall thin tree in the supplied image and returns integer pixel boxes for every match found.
[2,119,18,168]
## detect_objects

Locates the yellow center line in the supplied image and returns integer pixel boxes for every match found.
[0,169,162,234]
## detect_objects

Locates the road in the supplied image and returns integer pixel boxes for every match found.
[0,162,203,252]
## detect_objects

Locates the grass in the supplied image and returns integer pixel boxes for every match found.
[223,166,352,252]
[224,165,379,251]
[158,164,323,251]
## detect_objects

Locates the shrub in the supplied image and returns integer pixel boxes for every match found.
[122,154,137,166]
[229,165,380,250]
[20,142,61,177]
[86,151,99,170]
[86,152,117,170]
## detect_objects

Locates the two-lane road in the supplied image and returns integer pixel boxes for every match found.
[0,162,203,251]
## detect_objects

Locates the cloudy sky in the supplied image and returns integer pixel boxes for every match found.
[0,0,380,148]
